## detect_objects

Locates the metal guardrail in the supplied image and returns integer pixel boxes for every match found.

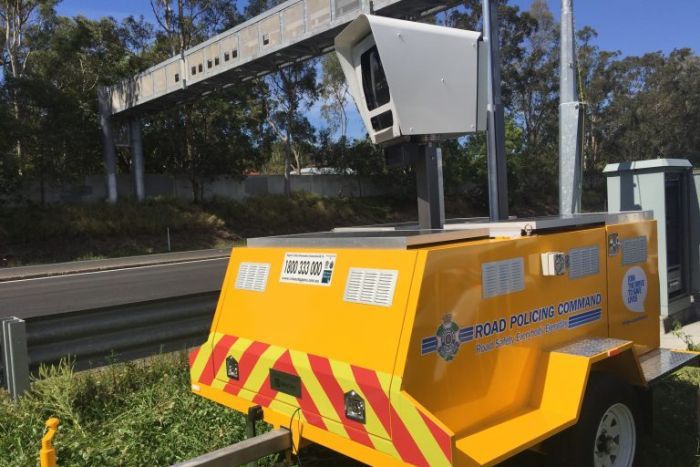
[172,429,292,467]
[1,292,217,398]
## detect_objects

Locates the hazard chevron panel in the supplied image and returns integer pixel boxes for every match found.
[189,332,452,466]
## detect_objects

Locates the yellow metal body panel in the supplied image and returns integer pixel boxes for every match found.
[606,220,661,354]
[213,247,418,375]
[402,227,608,436]
[191,219,663,466]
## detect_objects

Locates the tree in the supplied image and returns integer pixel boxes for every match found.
[509,0,559,151]
[147,0,243,201]
[0,87,20,201]
[0,0,57,175]
[144,84,267,200]
[575,26,620,172]
[259,62,318,193]
[8,14,154,202]
[242,0,320,195]
[149,0,237,58]
[319,52,349,139]
[601,49,700,163]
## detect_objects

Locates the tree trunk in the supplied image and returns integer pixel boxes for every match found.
[182,104,197,201]
[11,90,23,176]
[292,144,302,175]
[284,134,292,197]
[39,164,45,206]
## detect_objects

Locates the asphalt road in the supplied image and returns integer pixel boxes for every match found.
[0,248,231,282]
[0,257,229,319]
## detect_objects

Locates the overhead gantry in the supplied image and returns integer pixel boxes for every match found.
[98,0,460,203]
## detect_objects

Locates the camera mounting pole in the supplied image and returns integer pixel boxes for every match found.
[482,0,509,221]
[415,142,445,230]
[386,141,445,230]
[559,0,583,216]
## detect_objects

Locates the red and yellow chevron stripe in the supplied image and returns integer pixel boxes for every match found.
[189,332,453,466]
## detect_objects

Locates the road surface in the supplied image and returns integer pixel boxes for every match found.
[0,256,229,319]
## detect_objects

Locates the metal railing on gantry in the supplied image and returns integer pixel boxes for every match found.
[106,0,457,117]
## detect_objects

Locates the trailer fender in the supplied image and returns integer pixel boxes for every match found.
[456,338,638,466]
[590,346,647,388]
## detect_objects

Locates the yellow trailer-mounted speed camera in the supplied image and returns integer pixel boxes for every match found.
[334,15,487,145]
[189,12,700,467]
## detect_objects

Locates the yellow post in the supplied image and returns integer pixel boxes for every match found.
[40,417,60,467]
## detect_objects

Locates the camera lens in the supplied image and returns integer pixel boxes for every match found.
[360,45,390,112]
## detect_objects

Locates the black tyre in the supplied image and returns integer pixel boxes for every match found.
[546,372,640,467]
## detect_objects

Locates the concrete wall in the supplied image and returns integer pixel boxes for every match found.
[12,174,394,204]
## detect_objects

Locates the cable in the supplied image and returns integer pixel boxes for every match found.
[288,407,303,467]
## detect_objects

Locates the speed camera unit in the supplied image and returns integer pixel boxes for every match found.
[335,14,487,145]
[189,11,700,467]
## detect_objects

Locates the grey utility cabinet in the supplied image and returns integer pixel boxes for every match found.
[604,158,695,326]
[691,169,700,300]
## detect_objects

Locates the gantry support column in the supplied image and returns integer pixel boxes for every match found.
[130,119,145,201]
[97,86,118,204]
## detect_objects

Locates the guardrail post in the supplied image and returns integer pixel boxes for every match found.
[1,317,30,398]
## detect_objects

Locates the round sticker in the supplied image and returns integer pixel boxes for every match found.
[622,266,647,313]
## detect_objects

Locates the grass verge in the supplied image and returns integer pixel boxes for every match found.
[1,352,698,466]
[0,195,420,267]
[0,353,253,467]
[0,194,497,267]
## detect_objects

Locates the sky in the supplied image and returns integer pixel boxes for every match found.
[57,0,700,56]
[56,0,700,138]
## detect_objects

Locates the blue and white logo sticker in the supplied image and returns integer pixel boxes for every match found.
[622,266,647,312]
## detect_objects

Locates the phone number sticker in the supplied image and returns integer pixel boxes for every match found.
[280,252,336,286]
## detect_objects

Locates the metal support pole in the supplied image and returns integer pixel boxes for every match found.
[97,86,118,204]
[1,317,30,399]
[172,429,291,467]
[415,143,445,230]
[130,119,146,202]
[482,0,509,221]
[559,0,583,216]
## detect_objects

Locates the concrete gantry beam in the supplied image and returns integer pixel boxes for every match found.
[99,1,461,206]
[106,0,460,118]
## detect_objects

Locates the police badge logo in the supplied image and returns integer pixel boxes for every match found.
[436,313,460,361]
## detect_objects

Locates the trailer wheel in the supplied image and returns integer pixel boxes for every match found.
[547,372,639,467]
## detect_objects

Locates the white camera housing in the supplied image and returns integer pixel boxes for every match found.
[335,15,487,146]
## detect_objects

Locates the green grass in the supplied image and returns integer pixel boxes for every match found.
[637,366,700,466]
[1,353,698,466]
[0,354,254,467]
